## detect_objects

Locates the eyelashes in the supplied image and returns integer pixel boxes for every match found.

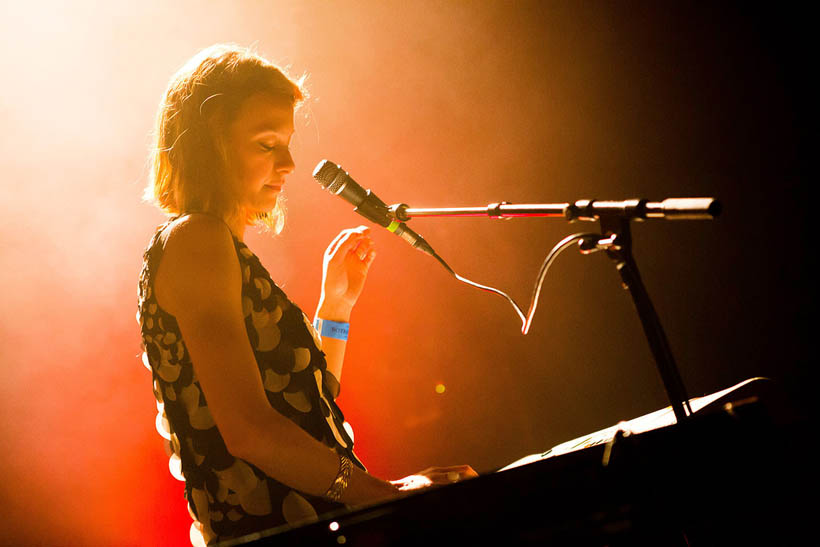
[258,141,293,154]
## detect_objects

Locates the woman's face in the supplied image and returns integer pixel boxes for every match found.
[225,92,295,218]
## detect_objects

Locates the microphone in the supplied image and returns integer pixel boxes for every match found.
[312,160,436,256]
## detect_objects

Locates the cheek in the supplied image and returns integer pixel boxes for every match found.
[249,154,275,178]
[235,154,269,185]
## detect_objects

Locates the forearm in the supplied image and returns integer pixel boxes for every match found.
[235,406,397,505]
[317,226,375,383]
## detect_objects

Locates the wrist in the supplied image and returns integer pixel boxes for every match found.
[316,297,352,323]
[342,467,401,506]
[313,318,350,341]
[324,454,353,502]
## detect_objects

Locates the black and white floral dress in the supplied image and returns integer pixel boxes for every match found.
[137,218,362,545]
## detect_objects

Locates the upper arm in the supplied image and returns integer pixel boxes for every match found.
[155,215,273,454]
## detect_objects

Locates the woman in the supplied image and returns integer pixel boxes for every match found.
[137,44,475,545]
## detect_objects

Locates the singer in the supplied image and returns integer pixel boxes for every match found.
[137,44,476,546]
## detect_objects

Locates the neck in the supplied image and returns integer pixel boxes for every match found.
[223,210,248,242]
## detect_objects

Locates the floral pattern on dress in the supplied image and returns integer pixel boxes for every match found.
[137,219,363,545]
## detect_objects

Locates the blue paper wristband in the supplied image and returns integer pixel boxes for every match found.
[313,318,350,341]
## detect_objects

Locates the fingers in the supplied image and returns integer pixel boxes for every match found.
[389,465,477,494]
[324,229,350,257]
[327,227,375,267]
[362,246,376,268]
[414,465,478,485]
[325,225,369,256]
[459,465,479,479]
[389,475,433,491]
[325,226,371,259]
[352,239,376,266]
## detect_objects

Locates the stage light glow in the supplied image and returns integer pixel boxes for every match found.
[0,2,796,545]
[329,521,340,531]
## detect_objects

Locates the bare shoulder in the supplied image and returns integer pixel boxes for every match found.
[155,214,241,315]
[161,213,234,248]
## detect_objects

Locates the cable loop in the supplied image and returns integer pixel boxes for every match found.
[432,232,601,334]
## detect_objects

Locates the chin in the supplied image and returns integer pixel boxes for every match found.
[253,199,279,216]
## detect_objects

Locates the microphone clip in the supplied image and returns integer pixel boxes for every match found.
[387,203,411,222]
[354,190,392,227]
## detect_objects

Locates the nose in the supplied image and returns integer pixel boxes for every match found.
[275,148,295,175]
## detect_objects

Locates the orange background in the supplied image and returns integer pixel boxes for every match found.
[0,2,808,545]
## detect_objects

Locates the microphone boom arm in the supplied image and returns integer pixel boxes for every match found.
[388,198,720,222]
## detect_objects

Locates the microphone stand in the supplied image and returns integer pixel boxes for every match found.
[389,198,721,423]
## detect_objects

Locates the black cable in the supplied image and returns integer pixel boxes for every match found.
[432,232,602,334]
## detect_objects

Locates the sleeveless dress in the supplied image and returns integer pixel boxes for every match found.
[137,218,364,545]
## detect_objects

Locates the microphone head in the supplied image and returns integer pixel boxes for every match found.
[313,160,344,193]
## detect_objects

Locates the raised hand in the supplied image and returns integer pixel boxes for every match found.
[318,226,376,321]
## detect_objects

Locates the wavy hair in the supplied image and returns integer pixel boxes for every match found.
[146,44,305,233]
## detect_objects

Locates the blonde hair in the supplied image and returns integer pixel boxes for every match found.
[146,44,305,233]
